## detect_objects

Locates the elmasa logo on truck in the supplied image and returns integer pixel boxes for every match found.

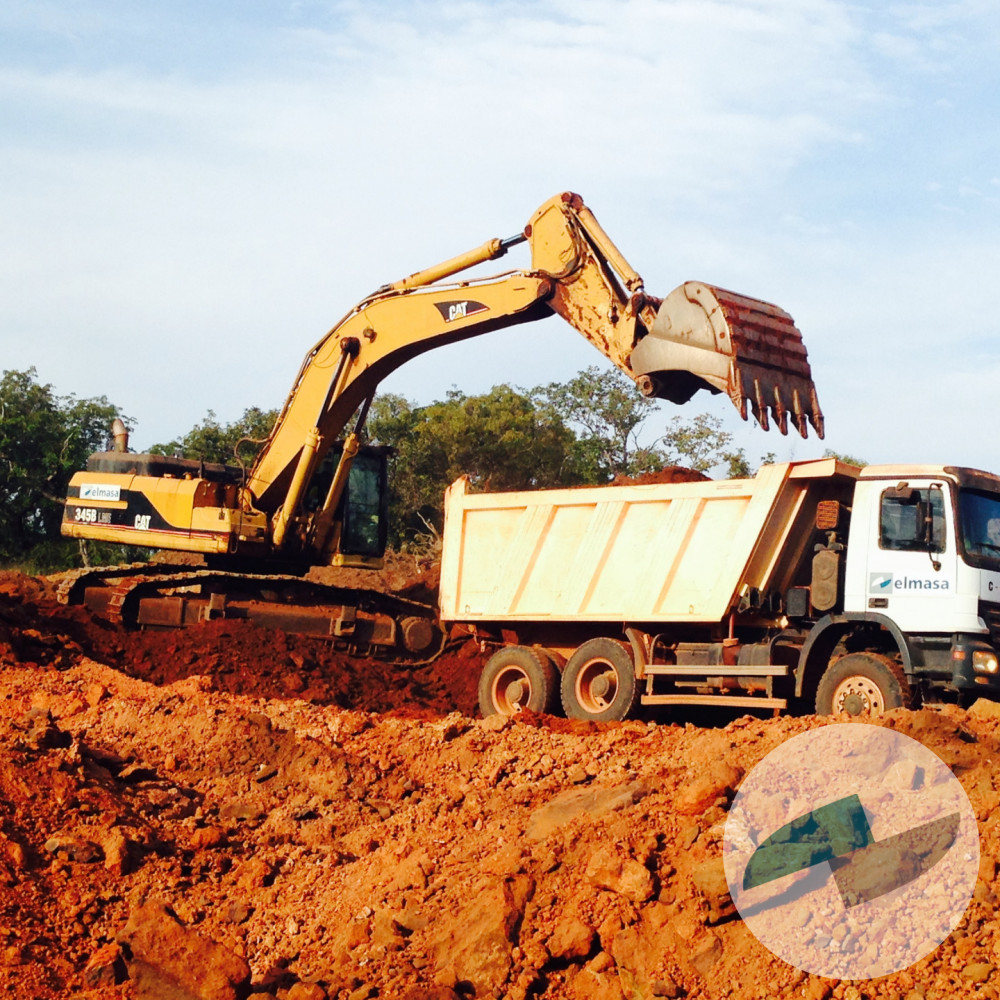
[869,572,950,594]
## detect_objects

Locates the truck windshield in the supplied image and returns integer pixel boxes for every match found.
[958,488,1000,567]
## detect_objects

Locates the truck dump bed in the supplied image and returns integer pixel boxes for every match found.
[440,460,858,626]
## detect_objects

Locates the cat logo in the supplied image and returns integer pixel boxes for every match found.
[434,299,489,323]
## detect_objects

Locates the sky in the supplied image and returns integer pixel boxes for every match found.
[2,0,999,471]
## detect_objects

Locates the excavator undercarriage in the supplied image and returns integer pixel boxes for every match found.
[57,563,443,663]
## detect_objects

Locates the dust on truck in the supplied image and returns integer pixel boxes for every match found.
[440,459,1000,720]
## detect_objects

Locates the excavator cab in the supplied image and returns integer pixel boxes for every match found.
[306,443,391,564]
[337,447,389,558]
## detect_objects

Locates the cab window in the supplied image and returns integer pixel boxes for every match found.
[958,488,1000,561]
[880,487,945,553]
[340,453,387,556]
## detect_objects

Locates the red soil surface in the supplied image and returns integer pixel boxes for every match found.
[2,569,1000,1000]
[610,467,710,486]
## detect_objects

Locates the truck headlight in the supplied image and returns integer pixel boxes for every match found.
[973,651,999,674]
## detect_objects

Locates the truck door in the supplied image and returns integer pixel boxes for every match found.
[865,483,957,633]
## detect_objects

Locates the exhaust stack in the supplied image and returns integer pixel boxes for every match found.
[111,417,130,453]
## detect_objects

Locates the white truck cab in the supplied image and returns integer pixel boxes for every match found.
[836,465,1000,700]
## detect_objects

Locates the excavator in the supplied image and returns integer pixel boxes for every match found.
[59,191,823,661]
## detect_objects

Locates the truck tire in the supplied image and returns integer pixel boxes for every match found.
[561,637,640,722]
[815,652,911,717]
[479,646,559,717]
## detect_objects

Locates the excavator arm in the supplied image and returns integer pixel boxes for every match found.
[248,192,823,559]
[62,191,823,574]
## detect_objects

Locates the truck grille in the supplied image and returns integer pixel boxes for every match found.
[978,601,1000,647]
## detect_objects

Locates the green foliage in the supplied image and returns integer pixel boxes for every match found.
[823,447,867,468]
[15,538,144,576]
[0,368,129,568]
[534,365,662,480]
[150,406,278,466]
[367,386,579,546]
[365,372,783,546]
[660,413,773,478]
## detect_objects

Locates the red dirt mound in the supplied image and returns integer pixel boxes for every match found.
[611,466,711,486]
[2,573,1000,999]
[3,572,480,718]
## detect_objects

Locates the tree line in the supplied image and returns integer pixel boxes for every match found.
[1,365,785,568]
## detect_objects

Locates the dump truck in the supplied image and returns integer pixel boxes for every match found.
[59,193,821,657]
[440,459,1000,719]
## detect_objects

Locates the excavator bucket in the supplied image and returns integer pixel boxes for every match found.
[629,282,824,439]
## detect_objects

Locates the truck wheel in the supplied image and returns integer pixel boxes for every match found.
[815,652,911,717]
[479,646,559,717]
[561,638,640,722]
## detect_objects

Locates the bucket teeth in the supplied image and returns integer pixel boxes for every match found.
[733,367,819,438]
[808,386,825,439]
[720,285,821,439]
[752,378,769,433]
[791,388,808,439]
[631,282,824,440]
[735,370,749,423]
[772,385,788,436]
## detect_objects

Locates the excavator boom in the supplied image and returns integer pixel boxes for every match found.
[247,192,823,548]
[63,192,823,576]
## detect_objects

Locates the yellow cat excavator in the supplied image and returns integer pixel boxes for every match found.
[59,192,823,659]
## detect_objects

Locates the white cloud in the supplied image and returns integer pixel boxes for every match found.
[0,0,998,475]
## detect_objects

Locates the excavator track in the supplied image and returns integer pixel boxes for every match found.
[57,566,446,665]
